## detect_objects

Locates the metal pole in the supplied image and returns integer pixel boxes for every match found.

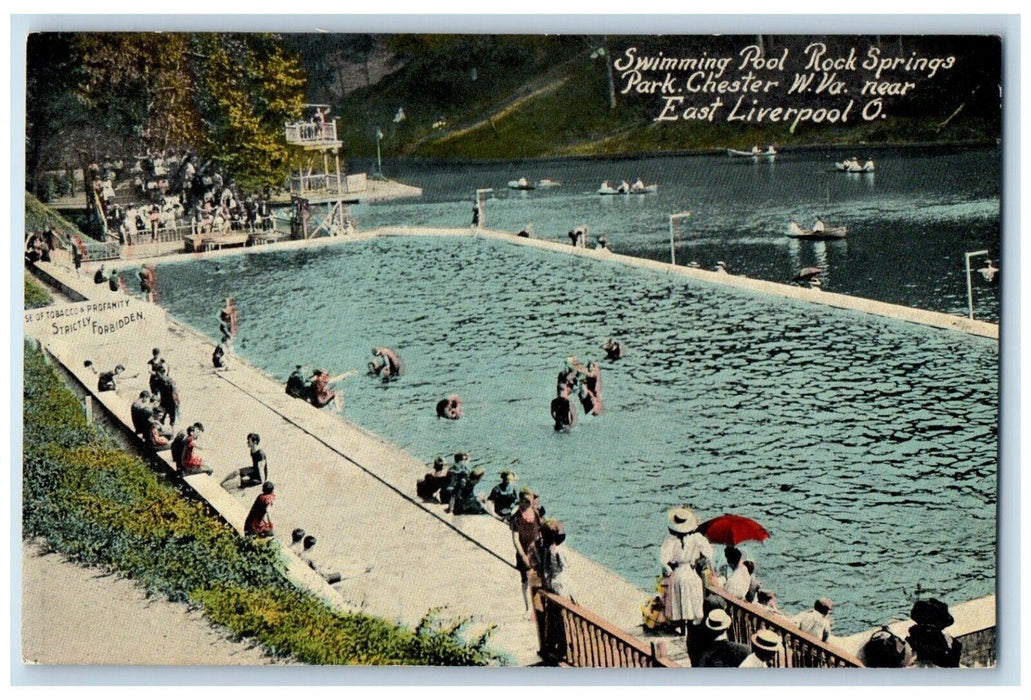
[376,128,382,176]
[965,250,989,320]
[966,253,974,320]
[669,216,676,266]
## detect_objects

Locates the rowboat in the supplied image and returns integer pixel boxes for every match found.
[835,159,875,173]
[787,221,847,240]
[728,147,777,158]
[537,178,562,188]
[598,181,630,195]
[630,182,658,194]
[507,177,536,190]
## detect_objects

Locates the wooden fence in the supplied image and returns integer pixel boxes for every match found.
[533,588,675,667]
[707,584,864,668]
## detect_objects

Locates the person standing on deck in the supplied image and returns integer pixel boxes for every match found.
[694,608,751,668]
[154,365,180,428]
[138,265,156,303]
[511,489,544,613]
[540,518,576,603]
[722,546,751,600]
[660,506,713,637]
[486,471,519,521]
[739,629,784,668]
[792,597,834,643]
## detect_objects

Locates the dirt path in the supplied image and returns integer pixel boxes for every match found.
[21,541,291,666]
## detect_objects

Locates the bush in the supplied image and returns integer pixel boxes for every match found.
[24,276,53,309]
[22,342,503,665]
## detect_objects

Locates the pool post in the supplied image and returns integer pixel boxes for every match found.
[669,211,691,266]
[965,250,989,320]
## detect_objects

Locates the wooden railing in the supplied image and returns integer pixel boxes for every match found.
[706,584,864,668]
[533,589,675,667]
[285,120,338,146]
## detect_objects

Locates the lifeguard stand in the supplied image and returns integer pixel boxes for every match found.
[285,104,355,238]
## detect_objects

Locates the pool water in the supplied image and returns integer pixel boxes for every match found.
[156,235,997,634]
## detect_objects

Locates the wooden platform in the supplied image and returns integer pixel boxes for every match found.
[183,232,251,252]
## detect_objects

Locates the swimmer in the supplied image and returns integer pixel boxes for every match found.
[371,347,404,379]
[578,361,603,416]
[436,394,463,420]
[308,368,337,408]
[550,384,578,432]
[602,338,625,361]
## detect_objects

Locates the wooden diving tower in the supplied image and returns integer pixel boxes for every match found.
[285,104,357,238]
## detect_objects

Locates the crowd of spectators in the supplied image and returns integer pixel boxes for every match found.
[86,150,276,243]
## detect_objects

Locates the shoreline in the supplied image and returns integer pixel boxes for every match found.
[357,139,999,167]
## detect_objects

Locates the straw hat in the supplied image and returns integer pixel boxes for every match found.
[751,628,782,652]
[705,609,732,633]
[667,506,698,534]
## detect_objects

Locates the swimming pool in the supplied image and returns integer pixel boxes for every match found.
[156,234,997,634]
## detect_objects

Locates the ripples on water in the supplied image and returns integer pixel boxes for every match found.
[346,147,1001,322]
[157,236,997,634]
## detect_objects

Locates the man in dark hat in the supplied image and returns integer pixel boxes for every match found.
[906,598,962,667]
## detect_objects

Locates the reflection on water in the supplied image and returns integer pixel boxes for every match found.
[157,236,997,634]
[346,147,1000,322]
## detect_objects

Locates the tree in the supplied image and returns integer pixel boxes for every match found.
[193,34,306,192]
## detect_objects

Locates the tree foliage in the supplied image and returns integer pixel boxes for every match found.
[26,33,306,192]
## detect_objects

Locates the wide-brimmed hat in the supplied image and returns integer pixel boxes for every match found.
[751,628,782,652]
[432,456,445,469]
[470,467,486,479]
[705,609,732,632]
[910,598,954,629]
[667,506,698,534]
[815,597,834,614]
[500,470,516,481]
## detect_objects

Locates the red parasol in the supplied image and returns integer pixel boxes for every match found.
[697,514,770,546]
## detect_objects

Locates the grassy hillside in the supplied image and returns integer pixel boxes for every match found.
[335,36,1000,160]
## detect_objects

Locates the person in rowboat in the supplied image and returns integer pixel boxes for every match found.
[812,217,825,233]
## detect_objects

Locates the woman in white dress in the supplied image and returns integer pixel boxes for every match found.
[660,506,713,634]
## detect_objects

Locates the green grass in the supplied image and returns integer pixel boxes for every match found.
[22,342,504,666]
[24,276,53,309]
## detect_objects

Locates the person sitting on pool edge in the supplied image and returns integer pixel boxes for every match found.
[447,466,489,516]
[486,470,519,521]
[416,456,450,502]
[84,360,134,392]
[285,364,308,399]
[308,368,337,408]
